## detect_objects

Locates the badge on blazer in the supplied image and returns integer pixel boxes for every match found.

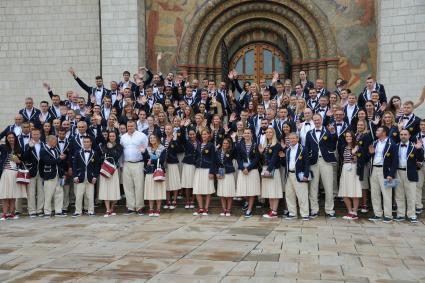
[226,153,230,157]
[409,127,413,132]
[358,141,363,145]
[205,149,209,154]
[91,159,95,163]
[393,132,397,136]
[219,134,223,138]
[177,133,181,136]
[323,136,328,140]
[357,153,362,157]
[385,153,390,157]
[299,155,302,160]
[268,149,272,153]
[253,150,256,153]
[410,153,415,158]
[171,144,174,148]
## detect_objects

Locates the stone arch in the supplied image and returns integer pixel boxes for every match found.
[177,0,338,88]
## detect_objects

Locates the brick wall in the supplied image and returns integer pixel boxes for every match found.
[100,0,139,85]
[377,0,425,115]
[0,0,101,129]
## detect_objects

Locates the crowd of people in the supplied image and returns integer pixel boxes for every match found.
[1,63,425,223]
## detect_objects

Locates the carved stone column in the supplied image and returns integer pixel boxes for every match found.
[326,58,339,90]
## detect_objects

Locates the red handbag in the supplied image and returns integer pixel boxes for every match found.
[153,159,165,182]
[16,167,30,184]
[100,157,116,178]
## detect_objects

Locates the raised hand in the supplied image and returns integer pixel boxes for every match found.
[68,67,76,78]
[372,116,381,126]
[42,82,50,90]
[157,52,162,61]
[415,140,423,149]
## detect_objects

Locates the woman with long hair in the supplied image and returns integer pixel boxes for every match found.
[163,124,181,210]
[180,125,197,209]
[235,128,261,217]
[355,119,373,213]
[338,131,363,220]
[192,129,216,216]
[259,127,283,218]
[381,111,400,143]
[99,131,123,217]
[142,134,166,217]
[209,114,225,149]
[0,132,27,220]
[216,138,236,216]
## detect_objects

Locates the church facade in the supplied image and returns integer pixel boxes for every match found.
[0,0,424,128]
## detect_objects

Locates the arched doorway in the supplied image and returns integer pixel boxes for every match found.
[229,43,289,85]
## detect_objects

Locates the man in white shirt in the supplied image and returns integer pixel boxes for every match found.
[120,120,148,215]
[368,126,398,223]
[285,133,310,220]
[297,108,313,146]
[344,93,358,126]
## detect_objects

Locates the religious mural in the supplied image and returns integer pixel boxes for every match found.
[145,0,377,94]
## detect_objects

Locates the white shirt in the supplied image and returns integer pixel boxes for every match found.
[34,142,41,158]
[13,125,22,137]
[299,121,312,146]
[25,108,33,119]
[53,105,61,117]
[289,144,299,171]
[373,138,388,165]
[346,104,355,123]
[103,107,111,120]
[110,91,118,105]
[95,87,103,105]
[402,114,413,128]
[137,120,148,132]
[84,151,90,164]
[58,139,66,153]
[314,128,323,157]
[120,131,148,162]
[39,112,49,123]
[398,142,408,168]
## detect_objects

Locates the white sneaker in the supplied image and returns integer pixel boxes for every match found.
[184,203,190,209]
[220,211,226,216]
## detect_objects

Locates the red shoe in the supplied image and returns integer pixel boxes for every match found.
[202,209,209,216]
[148,209,155,217]
[350,213,359,220]
[154,210,160,217]
[263,210,277,219]
[193,208,204,216]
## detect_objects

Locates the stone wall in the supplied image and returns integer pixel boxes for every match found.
[377,0,425,114]
[100,0,139,85]
[0,0,101,129]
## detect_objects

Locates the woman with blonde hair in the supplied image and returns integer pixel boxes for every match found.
[259,127,283,218]
[381,111,400,143]
[192,129,216,216]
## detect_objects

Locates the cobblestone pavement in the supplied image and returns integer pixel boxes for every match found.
[1,211,425,283]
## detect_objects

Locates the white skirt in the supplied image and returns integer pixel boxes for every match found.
[166,164,181,191]
[98,171,121,201]
[144,174,166,200]
[236,169,261,197]
[261,168,283,199]
[193,168,215,195]
[181,164,195,188]
[338,163,362,198]
[0,169,27,199]
[217,173,236,197]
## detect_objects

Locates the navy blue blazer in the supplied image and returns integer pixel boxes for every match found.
[72,149,101,183]
[358,83,387,108]
[396,114,421,140]
[162,138,180,164]
[68,132,98,156]
[214,149,235,174]
[262,143,281,172]
[305,127,337,164]
[19,108,41,125]
[388,125,400,143]
[398,142,424,182]
[369,138,398,178]
[235,140,259,171]
[179,131,198,165]
[74,77,110,105]
[285,144,311,182]
[210,127,226,148]
[39,145,63,180]
[343,105,360,127]
[23,143,42,177]
[354,132,373,181]
[142,147,166,174]
[194,142,216,173]
[0,125,18,141]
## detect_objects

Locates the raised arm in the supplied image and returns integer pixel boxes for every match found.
[413,85,425,109]
[69,67,92,94]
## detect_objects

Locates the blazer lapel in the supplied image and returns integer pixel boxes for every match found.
[383,139,391,158]
[405,115,415,129]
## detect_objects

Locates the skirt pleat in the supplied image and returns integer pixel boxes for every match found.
[217,173,236,197]
[193,168,215,195]
[261,169,283,199]
[98,171,121,201]
[166,163,181,191]
[236,169,261,197]
[181,163,195,188]
[144,174,166,200]
[0,169,27,199]
[338,163,363,198]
